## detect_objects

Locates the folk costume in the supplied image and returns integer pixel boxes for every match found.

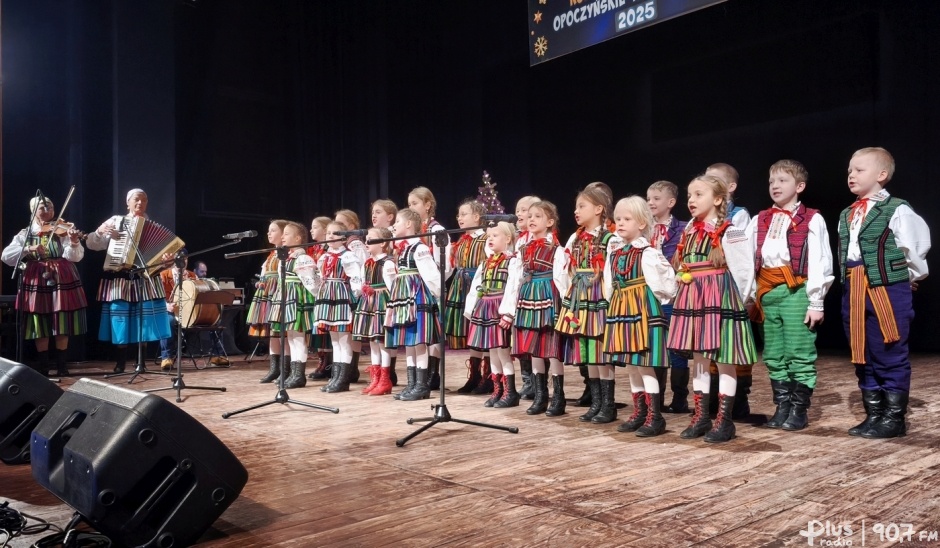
[651,214,691,413]
[353,253,397,395]
[443,229,491,393]
[311,246,364,392]
[266,248,317,388]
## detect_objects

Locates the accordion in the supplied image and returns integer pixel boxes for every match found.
[103,217,185,273]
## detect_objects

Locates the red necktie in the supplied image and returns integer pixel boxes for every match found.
[850,199,868,223]
[654,224,668,246]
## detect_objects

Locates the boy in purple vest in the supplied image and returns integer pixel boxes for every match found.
[647,180,690,412]
[745,160,834,430]
[839,147,930,438]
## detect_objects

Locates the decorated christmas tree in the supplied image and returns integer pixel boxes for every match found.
[476,171,505,214]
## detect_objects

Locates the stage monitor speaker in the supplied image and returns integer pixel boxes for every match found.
[0,357,64,465]
[30,378,248,548]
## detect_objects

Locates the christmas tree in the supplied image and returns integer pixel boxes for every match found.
[476,171,505,214]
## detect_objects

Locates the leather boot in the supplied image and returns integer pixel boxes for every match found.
[261,353,281,383]
[848,389,884,436]
[680,391,712,439]
[113,346,127,373]
[349,351,361,383]
[394,365,417,400]
[483,373,504,407]
[428,356,441,390]
[36,351,50,377]
[526,373,549,415]
[575,366,593,407]
[732,374,752,420]
[472,358,494,395]
[55,349,69,376]
[665,367,690,413]
[704,393,736,443]
[708,371,719,415]
[781,382,813,431]
[321,359,341,392]
[494,374,520,408]
[545,375,566,417]
[361,365,381,394]
[654,367,668,409]
[309,350,332,380]
[765,380,794,429]
[591,379,618,423]
[636,392,666,437]
[617,391,647,432]
[326,362,351,393]
[389,356,398,386]
[861,391,908,438]
[400,368,431,400]
[578,378,602,422]
[284,361,307,389]
[457,357,483,393]
[518,357,534,400]
[369,366,393,396]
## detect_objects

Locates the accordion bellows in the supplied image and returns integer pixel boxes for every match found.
[104,217,185,273]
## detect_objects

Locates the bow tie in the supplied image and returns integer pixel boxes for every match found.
[850,199,868,223]
[395,241,408,255]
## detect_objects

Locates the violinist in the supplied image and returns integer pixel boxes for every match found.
[1,197,88,376]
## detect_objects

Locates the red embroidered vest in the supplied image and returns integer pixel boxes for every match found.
[754,203,817,277]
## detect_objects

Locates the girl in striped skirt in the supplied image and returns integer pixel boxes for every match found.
[2,196,88,376]
[354,227,397,396]
[385,208,442,401]
[334,209,368,384]
[267,221,318,389]
[444,199,488,393]
[667,175,757,443]
[511,194,541,402]
[465,222,521,408]
[305,216,333,381]
[555,185,615,423]
[310,220,364,393]
[604,196,677,436]
[248,220,288,383]
[510,200,567,416]
[369,200,400,386]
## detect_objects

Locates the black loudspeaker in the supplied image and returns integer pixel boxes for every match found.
[0,357,63,465]
[31,378,248,547]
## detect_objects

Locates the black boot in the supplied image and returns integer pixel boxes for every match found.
[113,346,127,373]
[494,374,520,408]
[428,356,441,391]
[708,372,719,415]
[732,375,752,420]
[400,368,431,400]
[575,366,593,407]
[591,380,617,424]
[389,356,398,386]
[326,362,350,393]
[35,350,50,376]
[680,391,712,439]
[849,389,885,437]
[349,352,361,383]
[395,366,417,400]
[578,378,602,422]
[526,373,549,415]
[545,375,566,417]
[861,391,908,438]
[665,368,690,413]
[457,357,483,393]
[704,393,736,443]
[472,358,494,395]
[654,367,668,409]
[782,382,813,431]
[518,357,534,400]
[54,348,70,376]
[284,361,307,389]
[261,353,281,383]
[617,392,648,432]
[765,380,794,429]
[483,374,504,407]
[309,351,332,380]
[321,359,341,392]
[636,392,666,437]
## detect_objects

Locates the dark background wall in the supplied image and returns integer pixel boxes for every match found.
[2,0,937,359]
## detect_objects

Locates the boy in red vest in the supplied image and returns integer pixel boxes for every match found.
[839,147,930,438]
[746,160,834,430]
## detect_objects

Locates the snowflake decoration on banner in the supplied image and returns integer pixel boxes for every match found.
[476,171,505,215]
[534,36,548,57]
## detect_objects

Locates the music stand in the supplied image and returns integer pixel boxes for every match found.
[368,227,518,447]
[221,243,339,418]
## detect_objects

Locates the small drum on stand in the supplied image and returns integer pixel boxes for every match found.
[178,279,222,327]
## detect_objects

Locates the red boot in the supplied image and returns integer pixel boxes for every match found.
[361,365,380,395]
[368,366,393,396]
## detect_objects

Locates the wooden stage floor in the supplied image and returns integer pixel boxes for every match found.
[4,351,940,547]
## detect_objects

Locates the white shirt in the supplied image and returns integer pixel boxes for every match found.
[463,252,522,320]
[392,237,442,299]
[603,237,677,305]
[2,224,85,266]
[557,225,607,299]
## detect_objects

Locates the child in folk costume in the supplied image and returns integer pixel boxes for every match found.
[408,186,449,389]
[385,208,443,401]
[555,185,615,423]
[443,199,489,393]
[310,221,364,393]
[354,227,397,396]
[334,209,368,384]
[604,197,677,436]
[668,176,757,443]
[465,222,522,407]
[745,160,833,431]
[248,220,289,383]
[266,221,317,388]
[509,200,568,416]
[512,194,540,400]
[305,216,333,381]
[370,199,400,386]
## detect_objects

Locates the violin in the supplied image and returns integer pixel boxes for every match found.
[37,219,85,239]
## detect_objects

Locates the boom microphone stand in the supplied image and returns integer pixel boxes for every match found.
[368,227,518,447]
[221,242,339,418]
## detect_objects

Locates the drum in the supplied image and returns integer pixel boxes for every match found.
[177,279,222,328]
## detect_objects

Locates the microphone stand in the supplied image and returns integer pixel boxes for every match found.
[221,242,339,418]
[368,226,518,447]
[144,241,237,402]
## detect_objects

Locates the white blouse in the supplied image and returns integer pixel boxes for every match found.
[603,237,677,305]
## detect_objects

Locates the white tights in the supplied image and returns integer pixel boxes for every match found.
[330,331,352,363]
[689,353,737,395]
[488,347,513,375]
[369,340,392,368]
[406,344,429,370]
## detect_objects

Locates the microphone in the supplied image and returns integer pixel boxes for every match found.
[333,229,370,238]
[222,230,258,240]
[481,213,517,224]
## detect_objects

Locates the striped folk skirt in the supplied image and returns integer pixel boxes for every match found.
[352,285,389,342]
[604,278,669,367]
[246,272,278,337]
[467,293,511,351]
[667,262,757,365]
[556,270,608,366]
[18,258,88,339]
[384,270,441,349]
[97,271,169,344]
[268,277,316,333]
[443,267,475,349]
[512,272,561,358]
[311,279,354,332]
